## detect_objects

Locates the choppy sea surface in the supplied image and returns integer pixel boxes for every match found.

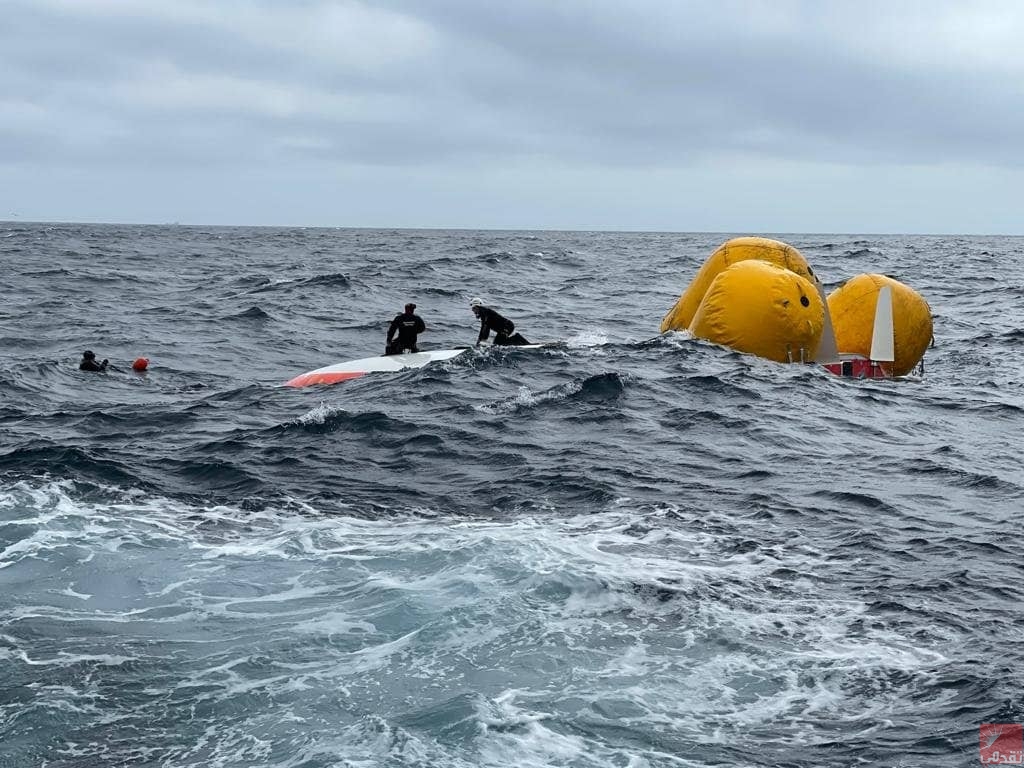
[1,222,1022,768]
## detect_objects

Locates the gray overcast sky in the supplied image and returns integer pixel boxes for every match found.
[2,0,1022,233]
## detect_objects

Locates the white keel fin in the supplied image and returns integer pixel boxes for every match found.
[813,282,840,364]
[869,285,895,362]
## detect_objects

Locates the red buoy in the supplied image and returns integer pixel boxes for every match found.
[132,357,149,372]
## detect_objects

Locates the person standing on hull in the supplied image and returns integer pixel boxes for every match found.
[470,297,530,346]
[386,303,425,354]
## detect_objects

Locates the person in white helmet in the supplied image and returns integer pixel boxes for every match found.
[469,297,530,346]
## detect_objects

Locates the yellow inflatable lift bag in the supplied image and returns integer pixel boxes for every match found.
[660,236,820,333]
[688,260,825,364]
[828,273,933,377]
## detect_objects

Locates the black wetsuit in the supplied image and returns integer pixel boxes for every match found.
[386,311,425,354]
[476,306,530,346]
[79,357,108,371]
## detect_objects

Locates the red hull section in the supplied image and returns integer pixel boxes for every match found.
[823,357,892,379]
[285,371,366,388]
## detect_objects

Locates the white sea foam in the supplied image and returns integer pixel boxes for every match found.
[58,585,92,600]
[295,400,342,425]
[0,479,968,765]
[565,329,609,348]
[475,382,583,414]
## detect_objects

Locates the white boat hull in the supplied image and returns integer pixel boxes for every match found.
[284,344,547,387]
[285,349,468,387]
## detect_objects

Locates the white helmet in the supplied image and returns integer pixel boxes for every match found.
[469,297,483,308]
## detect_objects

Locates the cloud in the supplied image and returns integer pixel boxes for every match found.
[2,0,1023,230]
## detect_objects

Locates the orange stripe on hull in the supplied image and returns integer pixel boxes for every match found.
[284,371,367,388]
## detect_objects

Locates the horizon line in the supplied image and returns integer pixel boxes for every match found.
[2,217,1021,239]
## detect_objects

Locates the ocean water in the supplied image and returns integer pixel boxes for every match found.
[1,222,1022,768]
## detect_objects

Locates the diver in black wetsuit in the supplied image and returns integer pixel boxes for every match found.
[79,351,109,371]
[470,298,530,346]
[386,303,425,354]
